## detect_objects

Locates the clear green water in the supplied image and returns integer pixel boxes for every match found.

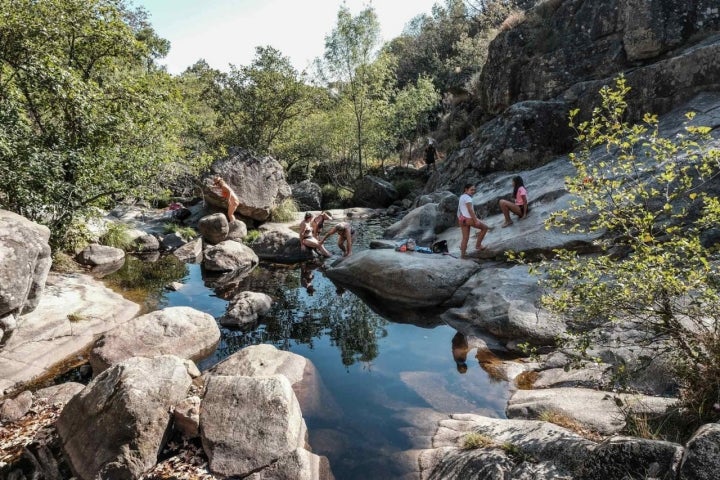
[103,218,511,479]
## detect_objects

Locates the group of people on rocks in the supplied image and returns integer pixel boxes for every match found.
[457,175,528,258]
[299,211,354,258]
[208,169,528,261]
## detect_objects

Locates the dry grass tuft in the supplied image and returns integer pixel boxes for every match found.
[514,370,539,390]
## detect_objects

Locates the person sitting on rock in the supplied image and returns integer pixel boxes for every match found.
[300,212,332,258]
[320,221,355,257]
[211,176,240,222]
[499,175,529,228]
[312,211,333,237]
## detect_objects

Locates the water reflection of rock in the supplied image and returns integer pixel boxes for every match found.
[336,285,445,328]
[201,266,256,297]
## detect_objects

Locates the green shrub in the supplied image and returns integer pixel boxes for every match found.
[51,252,82,273]
[163,222,197,241]
[99,222,133,250]
[462,432,494,450]
[58,220,95,253]
[271,197,298,222]
[244,229,262,244]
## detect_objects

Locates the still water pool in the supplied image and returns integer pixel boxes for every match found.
[104,218,511,479]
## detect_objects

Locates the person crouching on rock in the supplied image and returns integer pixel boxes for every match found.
[300,212,332,258]
[321,221,355,257]
[212,176,240,222]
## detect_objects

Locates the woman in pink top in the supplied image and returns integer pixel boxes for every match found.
[499,176,528,227]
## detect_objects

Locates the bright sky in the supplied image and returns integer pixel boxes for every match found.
[134,0,440,75]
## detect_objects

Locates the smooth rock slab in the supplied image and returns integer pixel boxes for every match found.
[57,355,192,480]
[0,273,139,398]
[200,374,307,477]
[507,387,677,435]
[90,306,220,375]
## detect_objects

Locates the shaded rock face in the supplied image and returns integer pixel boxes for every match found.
[577,436,683,480]
[680,423,720,480]
[429,0,720,191]
[0,210,52,320]
[383,203,442,246]
[352,175,399,208]
[428,100,574,192]
[292,180,323,211]
[204,148,292,222]
[57,355,192,480]
[89,306,221,375]
[251,226,315,264]
[481,0,720,116]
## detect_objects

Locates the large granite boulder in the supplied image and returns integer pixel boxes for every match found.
[75,244,125,267]
[442,264,566,347]
[198,213,229,245]
[200,374,307,477]
[680,423,720,480]
[383,203,442,246]
[219,291,273,328]
[324,250,481,309]
[173,237,203,263]
[251,225,315,263]
[57,355,192,480]
[207,344,341,421]
[89,306,221,374]
[430,100,574,190]
[203,240,259,272]
[352,176,399,208]
[204,148,292,222]
[0,210,52,321]
[292,180,323,211]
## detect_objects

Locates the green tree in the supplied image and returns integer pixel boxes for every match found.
[211,46,309,155]
[322,5,382,177]
[0,0,181,247]
[536,77,720,425]
[392,75,440,165]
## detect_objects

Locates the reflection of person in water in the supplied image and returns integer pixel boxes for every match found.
[300,262,316,295]
[451,332,470,374]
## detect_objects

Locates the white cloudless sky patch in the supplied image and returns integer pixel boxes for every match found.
[134,0,440,75]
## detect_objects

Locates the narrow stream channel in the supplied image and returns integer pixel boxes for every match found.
[102,217,512,479]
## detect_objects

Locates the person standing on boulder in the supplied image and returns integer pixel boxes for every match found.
[457,183,489,258]
[424,139,439,172]
[212,176,240,222]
